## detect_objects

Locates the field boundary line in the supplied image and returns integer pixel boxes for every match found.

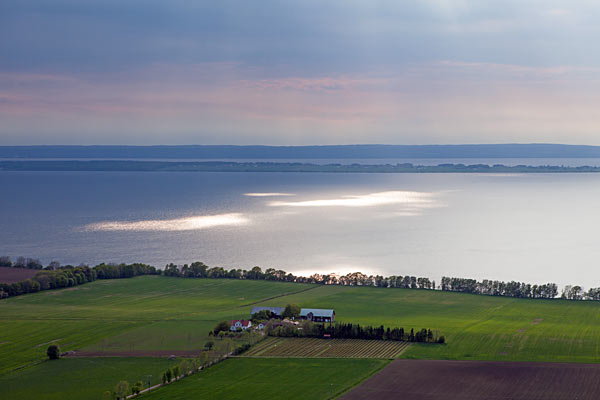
[232,285,320,310]
[328,359,391,400]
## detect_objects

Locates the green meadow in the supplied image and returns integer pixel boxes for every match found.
[142,358,388,400]
[0,277,313,373]
[3,276,600,399]
[0,358,178,400]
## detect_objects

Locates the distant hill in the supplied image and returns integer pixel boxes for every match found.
[1,144,600,159]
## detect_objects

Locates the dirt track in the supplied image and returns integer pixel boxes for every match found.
[342,359,600,400]
[66,350,205,358]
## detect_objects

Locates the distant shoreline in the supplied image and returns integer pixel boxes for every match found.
[2,160,600,173]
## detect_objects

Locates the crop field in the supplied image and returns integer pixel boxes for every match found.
[243,337,410,358]
[254,284,600,363]
[342,359,600,399]
[4,276,600,399]
[0,277,314,373]
[0,357,178,400]
[142,357,388,400]
[0,267,37,283]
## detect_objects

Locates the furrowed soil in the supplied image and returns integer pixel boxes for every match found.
[0,267,37,283]
[342,359,600,400]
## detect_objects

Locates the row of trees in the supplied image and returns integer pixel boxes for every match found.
[439,277,560,299]
[0,260,158,299]
[0,256,44,269]
[6,256,600,302]
[267,320,444,344]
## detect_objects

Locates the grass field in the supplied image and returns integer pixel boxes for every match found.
[243,337,410,358]
[0,357,178,400]
[0,277,314,373]
[141,357,388,400]
[254,284,600,363]
[4,276,600,399]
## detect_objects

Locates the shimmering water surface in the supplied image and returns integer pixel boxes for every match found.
[1,170,599,286]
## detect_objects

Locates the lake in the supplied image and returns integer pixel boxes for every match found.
[1,170,599,287]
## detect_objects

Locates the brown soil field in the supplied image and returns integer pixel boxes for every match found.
[342,359,600,400]
[0,267,37,283]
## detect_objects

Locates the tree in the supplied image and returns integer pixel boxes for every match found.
[165,368,173,383]
[205,340,214,350]
[161,372,168,384]
[0,256,11,267]
[114,381,129,400]
[101,390,112,400]
[438,335,445,344]
[132,381,143,395]
[47,344,60,360]
[282,303,301,319]
[251,309,272,322]
[213,321,229,335]
[172,365,180,380]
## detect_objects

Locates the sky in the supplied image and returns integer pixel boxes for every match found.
[1,0,600,145]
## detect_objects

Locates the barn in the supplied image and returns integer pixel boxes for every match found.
[300,308,335,323]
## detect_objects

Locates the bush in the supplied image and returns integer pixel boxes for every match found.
[233,343,252,355]
[46,344,60,360]
[438,335,445,344]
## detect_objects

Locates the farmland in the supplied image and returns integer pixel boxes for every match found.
[0,267,37,283]
[3,276,600,399]
[342,359,600,399]
[243,337,409,358]
[142,358,388,400]
[0,277,314,373]
[0,357,178,400]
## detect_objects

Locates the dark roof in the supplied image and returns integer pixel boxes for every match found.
[251,306,284,316]
[300,308,335,318]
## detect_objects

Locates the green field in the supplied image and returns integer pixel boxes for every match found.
[3,276,600,399]
[141,357,388,400]
[0,357,178,400]
[0,277,314,373]
[243,337,410,358]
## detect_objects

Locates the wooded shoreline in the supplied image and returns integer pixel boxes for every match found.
[2,160,600,173]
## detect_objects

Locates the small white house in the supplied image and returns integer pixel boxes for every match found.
[230,320,252,331]
[257,323,266,330]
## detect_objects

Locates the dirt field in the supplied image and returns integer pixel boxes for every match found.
[342,359,600,399]
[0,267,37,283]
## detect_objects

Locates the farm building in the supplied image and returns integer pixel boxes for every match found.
[250,306,285,318]
[230,320,252,331]
[300,308,335,323]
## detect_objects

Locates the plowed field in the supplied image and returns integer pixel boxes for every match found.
[0,267,37,283]
[342,359,600,399]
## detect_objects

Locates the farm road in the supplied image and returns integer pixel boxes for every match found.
[342,359,600,399]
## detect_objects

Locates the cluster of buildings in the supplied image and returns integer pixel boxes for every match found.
[229,306,335,331]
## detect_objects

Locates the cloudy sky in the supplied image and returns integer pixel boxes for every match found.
[2,0,600,145]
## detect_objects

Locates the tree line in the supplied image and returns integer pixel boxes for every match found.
[3,256,598,302]
[267,320,444,344]
[159,261,600,301]
[0,258,158,299]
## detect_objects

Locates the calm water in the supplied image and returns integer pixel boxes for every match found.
[1,170,599,287]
